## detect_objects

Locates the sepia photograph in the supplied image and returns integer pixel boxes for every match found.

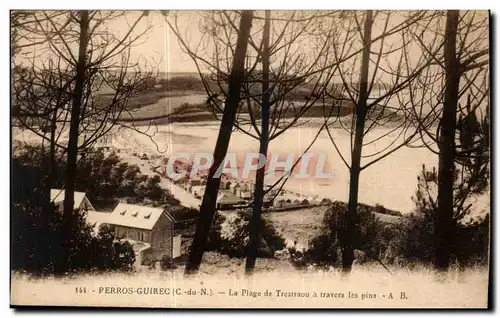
[9,9,491,309]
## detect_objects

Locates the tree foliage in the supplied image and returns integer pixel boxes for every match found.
[289,202,386,269]
[11,199,135,275]
[389,164,490,266]
[206,211,285,258]
[13,142,168,209]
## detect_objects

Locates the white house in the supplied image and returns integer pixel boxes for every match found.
[190,185,206,198]
[89,203,181,263]
[50,189,96,213]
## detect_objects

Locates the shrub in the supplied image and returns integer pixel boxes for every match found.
[389,212,435,265]
[206,212,285,258]
[374,203,386,214]
[389,165,490,267]
[12,144,168,209]
[168,205,198,222]
[11,201,135,275]
[290,201,386,269]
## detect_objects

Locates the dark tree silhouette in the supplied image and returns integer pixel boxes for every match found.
[177,10,256,275]
[406,10,489,271]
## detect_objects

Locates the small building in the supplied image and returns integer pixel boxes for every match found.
[219,180,231,190]
[275,199,286,208]
[229,182,241,196]
[240,190,253,200]
[85,211,112,234]
[321,198,333,205]
[267,189,278,196]
[100,203,180,263]
[173,159,191,174]
[216,192,245,209]
[191,185,206,198]
[189,179,203,187]
[307,195,320,205]
[239,183,251,192]
[263,194,275,207]
[50,189,96,213]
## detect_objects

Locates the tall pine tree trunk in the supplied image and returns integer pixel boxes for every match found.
[43,110,58,211]
[342,10,372,273]
[184,11,254,275]
[245,10,271,274]
[48,111,58,200]
[57,10,89,274]
[435,10,460,271]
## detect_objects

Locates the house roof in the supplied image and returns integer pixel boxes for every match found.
[217,192,243,205]
[85,211,113,234]
[50,189,87,209]
[191,185,205,194]
[105,203,173,230]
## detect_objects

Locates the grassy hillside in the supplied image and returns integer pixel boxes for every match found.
[115,73,403,125]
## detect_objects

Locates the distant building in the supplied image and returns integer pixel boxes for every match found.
[189,179,203,187]
[321,198,332,205]
[173,159,191,174]
[239,183,253,193]
[93,203,180,264]
[219,180,231,190]
[85,211,112,234]
[240,191,252,201]
[229,183,241,197]
[307,195,320,205]
[267,189,278,196]
[216,192,245,209]
[94,133,113,150]
[200,175,208,185]
[50,189,95,213]
[263,194,275,207]
[275,199,286,208]
[191,185,206,198]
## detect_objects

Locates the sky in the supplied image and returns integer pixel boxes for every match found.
[14,10,489,87]
[125,11,201,73]
[98,9,490,89]
[112,10,416,74]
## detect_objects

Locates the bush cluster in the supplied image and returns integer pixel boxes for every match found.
[11,199,135,275]
[13,143,167,209]
[289,165,490,270]
[206,211,285,258]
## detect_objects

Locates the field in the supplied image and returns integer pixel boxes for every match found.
[264,206,327,249]
[110,74,406,126]
[119,91,208,121]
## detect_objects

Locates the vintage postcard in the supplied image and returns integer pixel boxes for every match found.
[10,10,491,309]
